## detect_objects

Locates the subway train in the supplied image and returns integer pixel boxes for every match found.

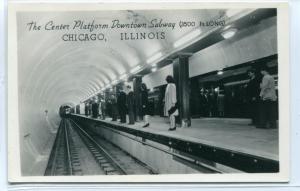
[59,105,75,117]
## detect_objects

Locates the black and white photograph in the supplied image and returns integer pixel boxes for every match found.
[7,2,289,182]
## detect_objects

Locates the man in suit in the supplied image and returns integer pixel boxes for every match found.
[246,69,261,126]
[117,86,127,123]
[91,99,99,118]
[126,85,135,125]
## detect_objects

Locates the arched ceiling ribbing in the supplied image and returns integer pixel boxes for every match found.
[17,9,226,114]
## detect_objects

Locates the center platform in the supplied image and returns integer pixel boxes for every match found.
[70,114,279,173]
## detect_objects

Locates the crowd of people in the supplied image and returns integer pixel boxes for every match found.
[198,88,225,118]
[196,66,277,129]
[85,83,151,128]
[83,67,277,131]
[84,75,179,131]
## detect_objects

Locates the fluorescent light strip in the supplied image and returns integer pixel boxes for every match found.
[173,29,202,48]
[146,52,163,64]
[130,65,142,74]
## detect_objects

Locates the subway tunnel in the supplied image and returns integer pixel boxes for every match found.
[15,8,279,176]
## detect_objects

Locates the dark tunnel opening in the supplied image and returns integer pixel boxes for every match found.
[59,105,73,117]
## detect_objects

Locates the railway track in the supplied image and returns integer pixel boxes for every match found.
[46,117,220,175]
[45,118,127,176]
[45,119,82,176]
[69,119,127,175]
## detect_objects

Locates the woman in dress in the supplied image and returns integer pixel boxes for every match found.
[141,83,150,127]
[164,75,178,131]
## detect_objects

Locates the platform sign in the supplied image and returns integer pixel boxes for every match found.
[7,2,289,183]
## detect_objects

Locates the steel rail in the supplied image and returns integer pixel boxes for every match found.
[69,119,127,175]
[48,120,64,176]
[64,119,73,175]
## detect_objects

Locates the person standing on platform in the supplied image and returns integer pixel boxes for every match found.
[208,88,217,117]
[99,98,106,120]
[117,87,127,123]
[126,85,135,125]
[91,100,99,118]
[199,89,207,117]
[101,98,106,120]
[88,101,92,116]
[164,75,178,131]
[141,83,150,128]
[258,66,277,129]
[217,90,225,117]
[246,69,261,126]
[110,95,118,121]
[84,103,89,116]
[98,99,102,118]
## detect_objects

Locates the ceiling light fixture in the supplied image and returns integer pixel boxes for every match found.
[151,67,157,72]
[146,52,163,64]
[221,28,238,39]
[173,29,202,48]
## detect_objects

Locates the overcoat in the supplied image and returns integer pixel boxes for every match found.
[164,83,178,116]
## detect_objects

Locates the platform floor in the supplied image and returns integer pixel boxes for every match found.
[80,115,278,161]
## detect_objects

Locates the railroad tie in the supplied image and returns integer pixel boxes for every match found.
[107,171,120,175]
[104,167,116,173]
[98,159,108,164]
[94,153,102,157]
[95,156,105,160]
[100,163,111,168]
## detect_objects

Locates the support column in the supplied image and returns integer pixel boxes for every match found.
[133,75,142,121]
[173,54,191,127]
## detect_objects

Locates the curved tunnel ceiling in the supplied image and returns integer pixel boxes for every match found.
[17,9,236,119]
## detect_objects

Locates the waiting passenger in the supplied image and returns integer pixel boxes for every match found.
[98,98,106,120]
[84,103,89,116]
[208,88,217,117]
[117,87,127,123]
[110,95,118,121]
[258,66,277,129]
[126,85,135,125]
[88,101,92,116]
[246,69,261,126]
[141,83,150,128]
[217,90,225,117]
[164,75,178,131]
[199,89,208,117]
[91,100,99,118]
